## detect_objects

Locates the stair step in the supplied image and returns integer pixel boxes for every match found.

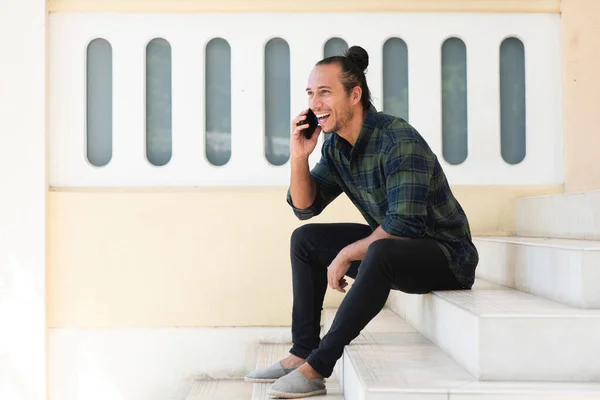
[324,308,417,342]
[185,380,252,399]
[345,341,600,399]
[251,343,343,399]
[255,343,291,369]
[516,190,600,240]
[474,236,600,308]
[387,279,600,381]
[252,379,343,400]
[340,307,600,399]
[323,308,420,382]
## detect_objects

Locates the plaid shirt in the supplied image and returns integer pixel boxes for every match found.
[286,104,479,288]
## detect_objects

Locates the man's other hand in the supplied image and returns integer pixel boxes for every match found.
[327,251,352,293]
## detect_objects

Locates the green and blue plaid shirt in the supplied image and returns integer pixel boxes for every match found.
[286,104,478,288]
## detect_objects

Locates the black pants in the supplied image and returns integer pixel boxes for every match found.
[288,223,464,378]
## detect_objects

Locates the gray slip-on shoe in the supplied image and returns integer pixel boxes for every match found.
[244,361,297,383]
[266,369,326,398]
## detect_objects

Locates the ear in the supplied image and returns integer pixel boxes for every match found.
[351,86,362,106]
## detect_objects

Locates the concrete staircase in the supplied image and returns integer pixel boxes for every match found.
[185,191,600,399]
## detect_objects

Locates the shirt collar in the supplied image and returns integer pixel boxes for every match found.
[334,103,378,161]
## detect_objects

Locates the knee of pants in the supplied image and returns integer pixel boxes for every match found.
[290,224,319,254]
[365,238,393,262]
[360,239,396,277]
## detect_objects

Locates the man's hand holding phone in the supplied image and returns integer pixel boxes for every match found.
[291,109,322,160]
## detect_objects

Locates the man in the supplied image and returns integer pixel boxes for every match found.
[245,46,479,398]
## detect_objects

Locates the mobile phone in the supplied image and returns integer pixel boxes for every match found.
[298,109,319,139]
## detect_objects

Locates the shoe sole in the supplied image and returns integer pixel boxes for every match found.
[245,376,328,384]
[266,389,327,398]
[244,377,278,383]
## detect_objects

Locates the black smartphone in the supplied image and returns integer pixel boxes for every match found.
[298,109,319,139]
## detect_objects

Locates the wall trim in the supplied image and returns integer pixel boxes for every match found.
[48,0,561,14]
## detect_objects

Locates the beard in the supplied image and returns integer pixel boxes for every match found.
[325,103,354,134]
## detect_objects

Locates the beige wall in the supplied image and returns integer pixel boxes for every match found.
[48,0,560,13]
[562,0,600,192]
[48,185,562,328]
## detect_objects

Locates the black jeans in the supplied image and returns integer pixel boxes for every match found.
[288,223,464,378]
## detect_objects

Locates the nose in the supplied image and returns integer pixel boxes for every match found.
[310,96,323,111]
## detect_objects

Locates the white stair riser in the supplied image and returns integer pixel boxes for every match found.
[516,192,600,240]
[479,317,600,381]
[474,239,600,308]
[342,352,363,400]
[386,290,408,319]
[449,392,600,399]
[405,293,481,378]
[405,293,600,381]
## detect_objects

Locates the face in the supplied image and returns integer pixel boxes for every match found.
[306,64,355,134]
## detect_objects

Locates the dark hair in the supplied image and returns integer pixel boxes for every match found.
[316,45,372,110]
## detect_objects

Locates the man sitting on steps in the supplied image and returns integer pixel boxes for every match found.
[245,45,479,399]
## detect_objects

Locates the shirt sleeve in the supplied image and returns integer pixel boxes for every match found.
[381,140,434,238]
[286,153,342,220]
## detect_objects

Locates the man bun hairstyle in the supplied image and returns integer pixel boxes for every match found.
[316,45,372,110]
[345,45,369,72]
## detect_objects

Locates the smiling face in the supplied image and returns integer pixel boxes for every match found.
[306,64,355,134]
